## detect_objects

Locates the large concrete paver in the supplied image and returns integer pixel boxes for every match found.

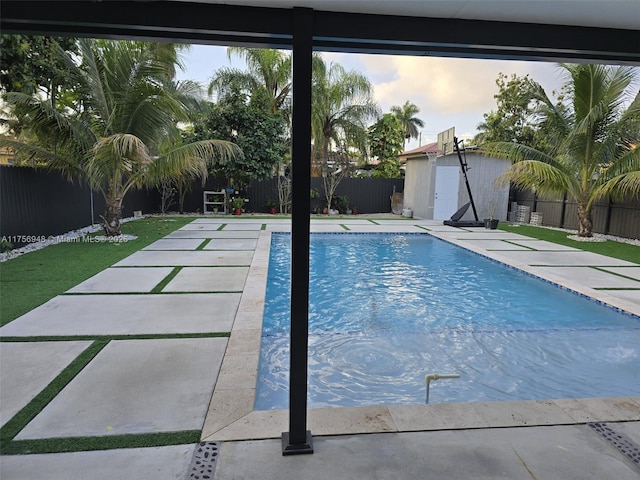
[67,267,173,293]
[0,444,196,480]
[162,267,249,292]
[0,341,92,427]
[178,223,222,231]
[113,250,253,267]
[601,266,640,281]
[204,239,258,250]
[509,239,581,251]
[0,294,239,336]
[486,249,636,266]
[530,266,640,288]
[166,230,260,239]
[214,424,640,480]
[221,223,263,231]
[16,338,227,439]
[143,238,204,250]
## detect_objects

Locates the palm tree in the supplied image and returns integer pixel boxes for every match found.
[1,38,241,236]
[481,64,640,237]
[311,59,380,163]
[390,100,425,149]
[209,47,292,114]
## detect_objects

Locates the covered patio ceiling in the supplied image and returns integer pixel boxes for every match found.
[2,1,639,64]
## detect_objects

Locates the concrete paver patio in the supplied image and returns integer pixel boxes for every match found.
[66,267,173,293]
[0,341,92,427]
[1,216,638,480]
[0,293,240,336]
[16,338,226,439]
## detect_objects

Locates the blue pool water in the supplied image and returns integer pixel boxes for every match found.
[255,233,640,410]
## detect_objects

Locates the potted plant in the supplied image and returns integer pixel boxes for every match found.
[484,201,499,229]
[265,197,277,214]
[334,195,349,215]
[232,197,244,216]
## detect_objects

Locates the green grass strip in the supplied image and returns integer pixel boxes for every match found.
[0,217,195,327]
[151,266,183,293]
[196,239,211,250]
[498,223,640,264]
[1,332,230,342]
[0,341,109,444]
[1,430,201,455]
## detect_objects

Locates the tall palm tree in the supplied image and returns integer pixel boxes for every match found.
[209,47,292,114]
[1,38,241,236]
[311,59,380,163]
[390,100,425,149]
[481,64,640,237]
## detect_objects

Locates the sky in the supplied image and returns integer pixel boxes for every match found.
[176,44,568,151]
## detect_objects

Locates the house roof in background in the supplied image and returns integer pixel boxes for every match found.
[400,142,439,157]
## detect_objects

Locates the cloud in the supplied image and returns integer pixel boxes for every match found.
[360,54,554,114]
[318,52,565,144]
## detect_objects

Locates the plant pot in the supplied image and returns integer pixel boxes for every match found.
[484,219,499,229]
[234,208,241,216]
[269,207,276,214]
[345,209,352,215]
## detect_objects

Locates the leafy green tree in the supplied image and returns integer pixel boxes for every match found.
[0,35,83,135]
[312,59,380,164]
[473,73,544,147]
[0,35,78,101]
[481,64,640,237]
[186,86,288,188]
[390,100,424,149]
[368,113,405,178]
[1,39,241,236]
[209,47,292,114]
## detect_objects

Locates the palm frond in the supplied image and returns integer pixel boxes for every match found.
[479,142,563,168]
[498,160,577,197]
[149,139,242,186]
[88,133,152,190]
[591,171,640,204]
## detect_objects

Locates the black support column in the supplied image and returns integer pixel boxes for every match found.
[282,7,314,456]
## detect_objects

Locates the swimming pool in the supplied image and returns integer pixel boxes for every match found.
[255,233,640,410]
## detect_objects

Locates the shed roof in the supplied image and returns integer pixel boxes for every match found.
[399,142,439,160]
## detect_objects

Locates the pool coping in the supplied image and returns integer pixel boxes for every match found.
[201,221,640,442]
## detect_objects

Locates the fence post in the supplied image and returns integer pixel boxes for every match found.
[559,192,567,228]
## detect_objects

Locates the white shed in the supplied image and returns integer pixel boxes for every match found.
[402,143,510,221]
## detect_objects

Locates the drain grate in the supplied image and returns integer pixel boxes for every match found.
[187,442,220,479]
[588,423,640,467]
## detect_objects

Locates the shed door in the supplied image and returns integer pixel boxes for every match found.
[433,166,460,220]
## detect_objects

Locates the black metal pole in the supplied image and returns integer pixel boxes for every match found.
[454,137,479,221]
[282,6,314,456]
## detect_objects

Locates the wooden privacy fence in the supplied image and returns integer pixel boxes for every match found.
[512,189,640,239]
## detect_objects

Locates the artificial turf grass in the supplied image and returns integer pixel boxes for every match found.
[0,216,195,326]
[150,266,183,293]
[498,223,640,264]
[0,340,109,447]
[1,431,201,455]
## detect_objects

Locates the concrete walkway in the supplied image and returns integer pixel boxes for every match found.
[1,216,639,479]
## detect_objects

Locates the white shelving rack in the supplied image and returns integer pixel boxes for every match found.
[203,190,227,214]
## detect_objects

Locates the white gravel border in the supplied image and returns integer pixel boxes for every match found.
[0,217,139,263]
